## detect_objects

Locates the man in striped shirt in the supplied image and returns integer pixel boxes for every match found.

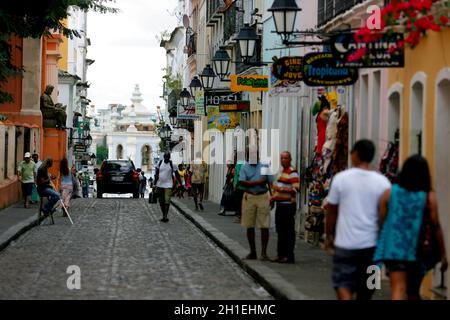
[271,151,300,263]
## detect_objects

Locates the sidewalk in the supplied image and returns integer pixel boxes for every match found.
[171,197,391,300]
[0,201,40,252]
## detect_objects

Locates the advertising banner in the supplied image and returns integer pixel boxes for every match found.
[206,106,241,132]
[230,74,269,92]
[177,101,201,120]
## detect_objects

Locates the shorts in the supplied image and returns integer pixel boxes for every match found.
[241,192,270,229]
[21,182,34,196]
[158,188,172,205]
[332,247,376,296]
[192,183,204,195]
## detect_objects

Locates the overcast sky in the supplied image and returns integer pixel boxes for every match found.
[87,0,179,111]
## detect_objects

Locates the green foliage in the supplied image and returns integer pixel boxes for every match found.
[0,0,118,104]
[163,67,182,94]
[96,145,108,165]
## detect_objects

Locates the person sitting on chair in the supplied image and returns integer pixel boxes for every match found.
[36,157,61,215]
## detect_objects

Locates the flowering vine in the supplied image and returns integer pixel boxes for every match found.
[349,0,450,62]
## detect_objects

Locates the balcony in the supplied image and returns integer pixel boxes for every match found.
[207,0,224,26]
[317,0,368,27]
[223,2,237,43]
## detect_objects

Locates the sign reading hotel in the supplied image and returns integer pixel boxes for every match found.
[230,74,269,92]
[219,100,250,112]
[272,56,303,81]
[204,91,241,106]
[331,32,405,68]
[302,53,359,87]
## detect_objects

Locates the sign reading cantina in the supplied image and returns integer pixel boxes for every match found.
[331,32,405,68]
[302,53,359,86]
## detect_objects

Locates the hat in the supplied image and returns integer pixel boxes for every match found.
[24,152,31,158]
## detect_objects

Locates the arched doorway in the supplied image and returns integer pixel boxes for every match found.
[141,144,152,172]
[388,91,401,143]
[117,144,123,159]
[410,81,424,155]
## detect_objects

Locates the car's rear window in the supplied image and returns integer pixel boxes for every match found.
[102,161,134,172]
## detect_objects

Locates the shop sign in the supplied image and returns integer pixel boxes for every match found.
[331,32,404,68]
[194,91,205,116]
[74,144,86,153]
[230,75,269,92]
[207,106,241,132]
[269,64,302,97]
[219,100,250,112]
[272,56,303,81]
[302,53,359,87]
[177,101,200,120]
[204,91,242,107]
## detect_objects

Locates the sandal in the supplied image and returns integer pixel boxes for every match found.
[259,255,271,262]
[243,253,257,260]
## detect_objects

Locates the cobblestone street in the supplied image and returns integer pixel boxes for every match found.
[0,198,271,300]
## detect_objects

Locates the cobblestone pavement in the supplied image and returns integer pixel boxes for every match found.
[0,198,272,300]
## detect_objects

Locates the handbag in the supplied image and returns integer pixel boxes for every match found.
[416,193,441,271]
[149,187,158,204]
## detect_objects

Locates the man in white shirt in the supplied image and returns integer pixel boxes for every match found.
[155,152,175,223]
[325,139,391,300]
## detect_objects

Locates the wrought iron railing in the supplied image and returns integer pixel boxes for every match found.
[207,0,223,24]
[223,2,237,42]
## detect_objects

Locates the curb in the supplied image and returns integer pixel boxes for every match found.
[0,215,40,252]
[171,199,312,300]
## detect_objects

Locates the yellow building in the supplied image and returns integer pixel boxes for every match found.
[387,29,450,299]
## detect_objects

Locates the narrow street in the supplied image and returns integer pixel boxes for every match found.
[0,199,271,300]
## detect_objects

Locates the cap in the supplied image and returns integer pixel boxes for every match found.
[24,152,31,158]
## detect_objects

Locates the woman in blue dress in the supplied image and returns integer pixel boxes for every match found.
[374,155,447,300]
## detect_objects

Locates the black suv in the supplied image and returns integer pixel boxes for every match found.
[96,160,140,198]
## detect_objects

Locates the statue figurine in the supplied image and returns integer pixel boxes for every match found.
[40,85,67,130]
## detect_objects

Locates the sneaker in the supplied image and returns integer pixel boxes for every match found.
[198,203,204,211]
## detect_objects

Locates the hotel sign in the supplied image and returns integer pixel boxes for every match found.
[331,32,405,68]
[230,75,269,92]
[302,53,359,87]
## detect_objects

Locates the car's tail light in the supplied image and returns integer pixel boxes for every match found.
[132,171,139,181]
[97,171,103,180]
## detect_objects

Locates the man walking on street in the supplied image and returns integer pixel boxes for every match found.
[81,170,90,198]
[271,151,300,263]
[139,171,147,198]
[191,154,207,211]
[325,139,391,300]
[17,152,36,208]
[36,158,61,215]
[155,152,175,222]
[239,147,273,261]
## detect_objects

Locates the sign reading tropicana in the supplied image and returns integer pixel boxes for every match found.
[302,52,359,87]
[272,56,303,81]
[230,74,269,92]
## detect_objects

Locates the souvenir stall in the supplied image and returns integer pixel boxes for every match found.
[304,92,349,246]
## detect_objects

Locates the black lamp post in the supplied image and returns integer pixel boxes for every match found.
[212,46,231,81]
[169,108,178,126]
[189,76,203,97]
[200,64,216,90]
[235,24,259,62]
[179,88,191,109]
[268,0,302,42]
[268,0,328,46]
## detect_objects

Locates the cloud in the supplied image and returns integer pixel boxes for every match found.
[87,0,179,111]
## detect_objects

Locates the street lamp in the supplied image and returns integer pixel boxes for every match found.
[179,88,191,109]
[268,0,302,42]
[200,64,216,90]
[189,76,203,97]
[85,134,93,148]
[169,108,178,126]
[212,46,231,81]
[235,24,259,62]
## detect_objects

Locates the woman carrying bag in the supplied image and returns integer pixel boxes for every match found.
[218,162,236,216]
[374,155,448,300]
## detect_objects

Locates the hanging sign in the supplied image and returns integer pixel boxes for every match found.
[194,91,205,116]
[219,100,250,112]
[74,144,87,153]
[177,101,200,120]
[302,52,359,87]
[269,64,302,97]
[331,32,404,68]
[272,56,303,81]
[230,74,269,92]
[204,91,242,107]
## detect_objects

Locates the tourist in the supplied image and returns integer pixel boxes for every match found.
[155,152,175,222]
[139,171,147,198]
[17,152,36,208]
[218,162,236,216]
[30,153,42,204]
[191,154,207,211]
[59,158,73,214]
